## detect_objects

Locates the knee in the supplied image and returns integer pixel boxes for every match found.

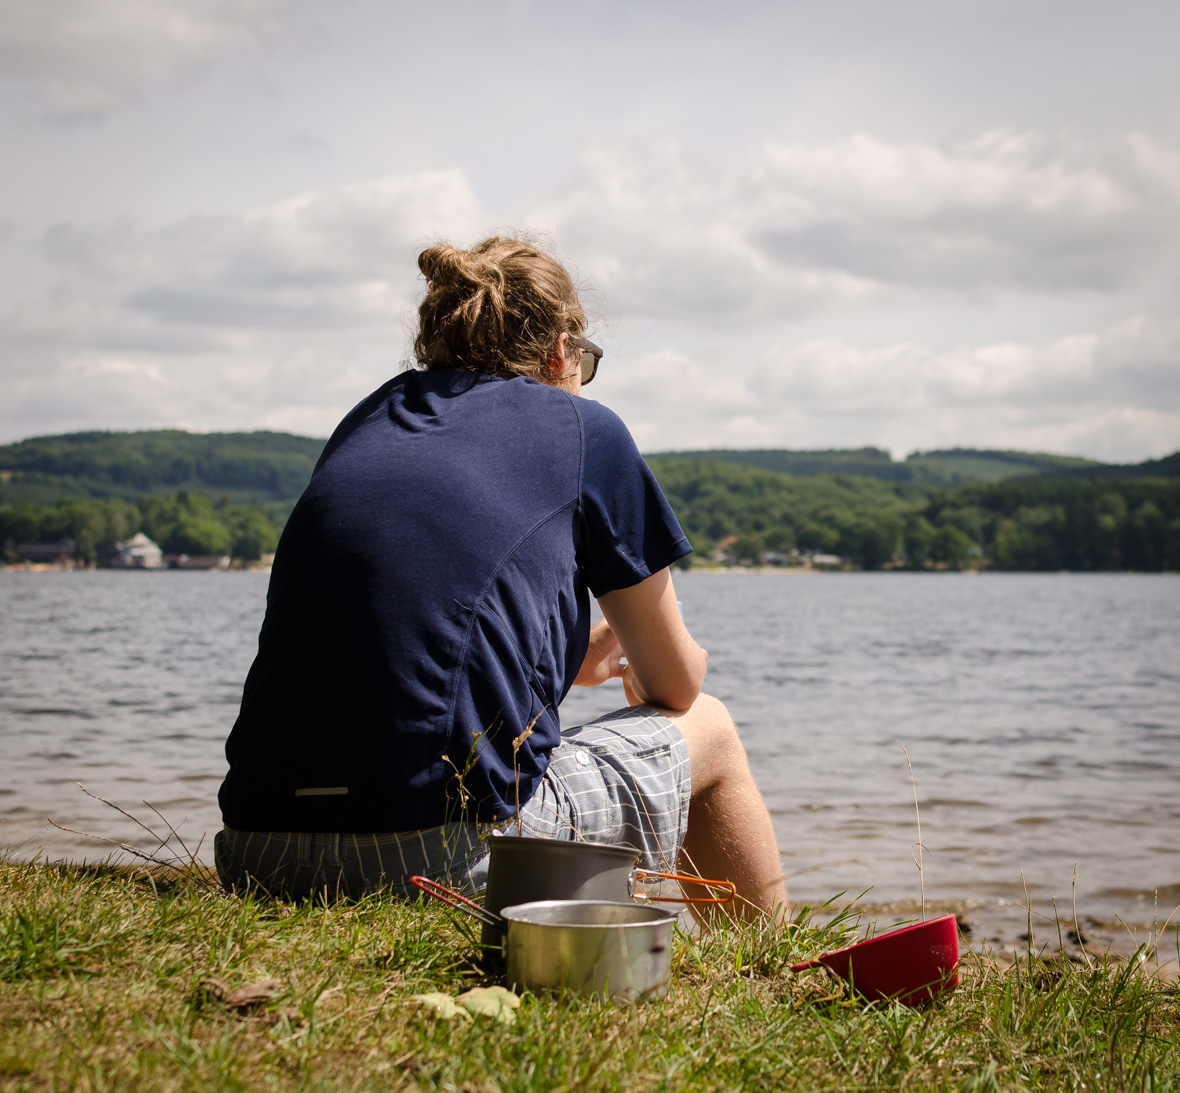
[671,692,748,792]
[688,692,738,739]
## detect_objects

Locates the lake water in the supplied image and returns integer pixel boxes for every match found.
[2,569,1178,958]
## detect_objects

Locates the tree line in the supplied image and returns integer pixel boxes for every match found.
[0,492,282,563]
[3,454,1178,571]
[646,458,1180,571]
[924,477,1179,572]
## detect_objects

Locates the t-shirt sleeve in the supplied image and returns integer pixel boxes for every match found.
[577,400,692,598]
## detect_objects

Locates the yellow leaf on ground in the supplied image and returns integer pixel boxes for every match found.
[409,992,471,1021]
[456,985,520,1024]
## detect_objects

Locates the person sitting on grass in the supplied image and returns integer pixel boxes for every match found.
[215,234,787,921]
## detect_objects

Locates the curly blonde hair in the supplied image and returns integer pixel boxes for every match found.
[413,235,585,384]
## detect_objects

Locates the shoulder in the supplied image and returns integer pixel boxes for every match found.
[312,377,401,471]
[477,377,608,452]
[571,395,629,432]
[575,397,643,462]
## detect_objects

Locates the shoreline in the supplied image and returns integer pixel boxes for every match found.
[3,562,1177,576]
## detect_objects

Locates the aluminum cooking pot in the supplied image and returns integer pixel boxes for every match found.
[481,836,734,949]
[412,876,678,1002]
[790,913,959,1006]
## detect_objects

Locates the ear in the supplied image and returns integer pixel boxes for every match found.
[545,332,571,384]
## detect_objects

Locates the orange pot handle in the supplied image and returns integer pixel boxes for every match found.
[411,875,503,930]
[631,871,737,905]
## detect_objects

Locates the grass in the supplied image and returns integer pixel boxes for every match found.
[1,860,1178,1092]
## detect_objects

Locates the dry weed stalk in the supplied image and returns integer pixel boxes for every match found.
[900,742,927,921]
[47,781,213,887]
[511,714,540,825]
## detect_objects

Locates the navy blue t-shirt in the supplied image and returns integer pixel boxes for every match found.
[218,370,691,833]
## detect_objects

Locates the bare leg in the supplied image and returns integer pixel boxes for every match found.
[667,693,788,923]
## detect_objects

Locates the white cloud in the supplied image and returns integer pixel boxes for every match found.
[531,142,876,325]
[607,318,1180,461]
[0,0,286,117]
[0,169,488,437]
[13,133,1177,346]
[22,169,485,339]
[1,135,1177,460]
[752,132,1180,293]
[543,132,1180,322]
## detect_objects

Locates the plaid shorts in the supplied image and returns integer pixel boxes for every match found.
[214,706,690,902]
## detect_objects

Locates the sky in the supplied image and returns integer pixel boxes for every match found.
[1,0,1178,461]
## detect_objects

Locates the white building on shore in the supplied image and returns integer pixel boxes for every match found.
[111,532,164,569]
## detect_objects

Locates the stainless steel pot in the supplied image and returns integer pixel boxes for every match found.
[412,877,679,1003]
[501,899,676,1002]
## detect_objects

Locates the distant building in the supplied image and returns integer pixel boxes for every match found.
[809,553,845,569]
[16,537,76,565]
[111,532,164,569]
[710,534,740,565]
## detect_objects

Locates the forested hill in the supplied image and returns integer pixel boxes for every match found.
[2,429,1178,569]
[4,430,1176,508]
[646,446,1121,486]
[0,430,327,506]
[646,457,1180,571]
[646,447,916,481]
[1050,449,1180,480]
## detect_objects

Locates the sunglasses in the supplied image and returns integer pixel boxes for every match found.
[569,335,603,385]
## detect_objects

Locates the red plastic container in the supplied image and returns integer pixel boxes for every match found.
[790,913,959,1006]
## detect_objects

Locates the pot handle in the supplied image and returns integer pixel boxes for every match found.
[630,871,737,905]
[410,875,504,930]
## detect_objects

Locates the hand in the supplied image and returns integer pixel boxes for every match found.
[572,619,626,688]
[620,662,644,707]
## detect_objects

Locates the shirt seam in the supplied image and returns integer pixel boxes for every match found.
[442,495,581,765]
[570,392,587,525]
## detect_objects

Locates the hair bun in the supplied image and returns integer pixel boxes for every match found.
[414,234,585,383]
[417,243,456,284]
[419,243,488,289]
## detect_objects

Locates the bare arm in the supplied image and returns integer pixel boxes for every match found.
[588,568,706,712]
